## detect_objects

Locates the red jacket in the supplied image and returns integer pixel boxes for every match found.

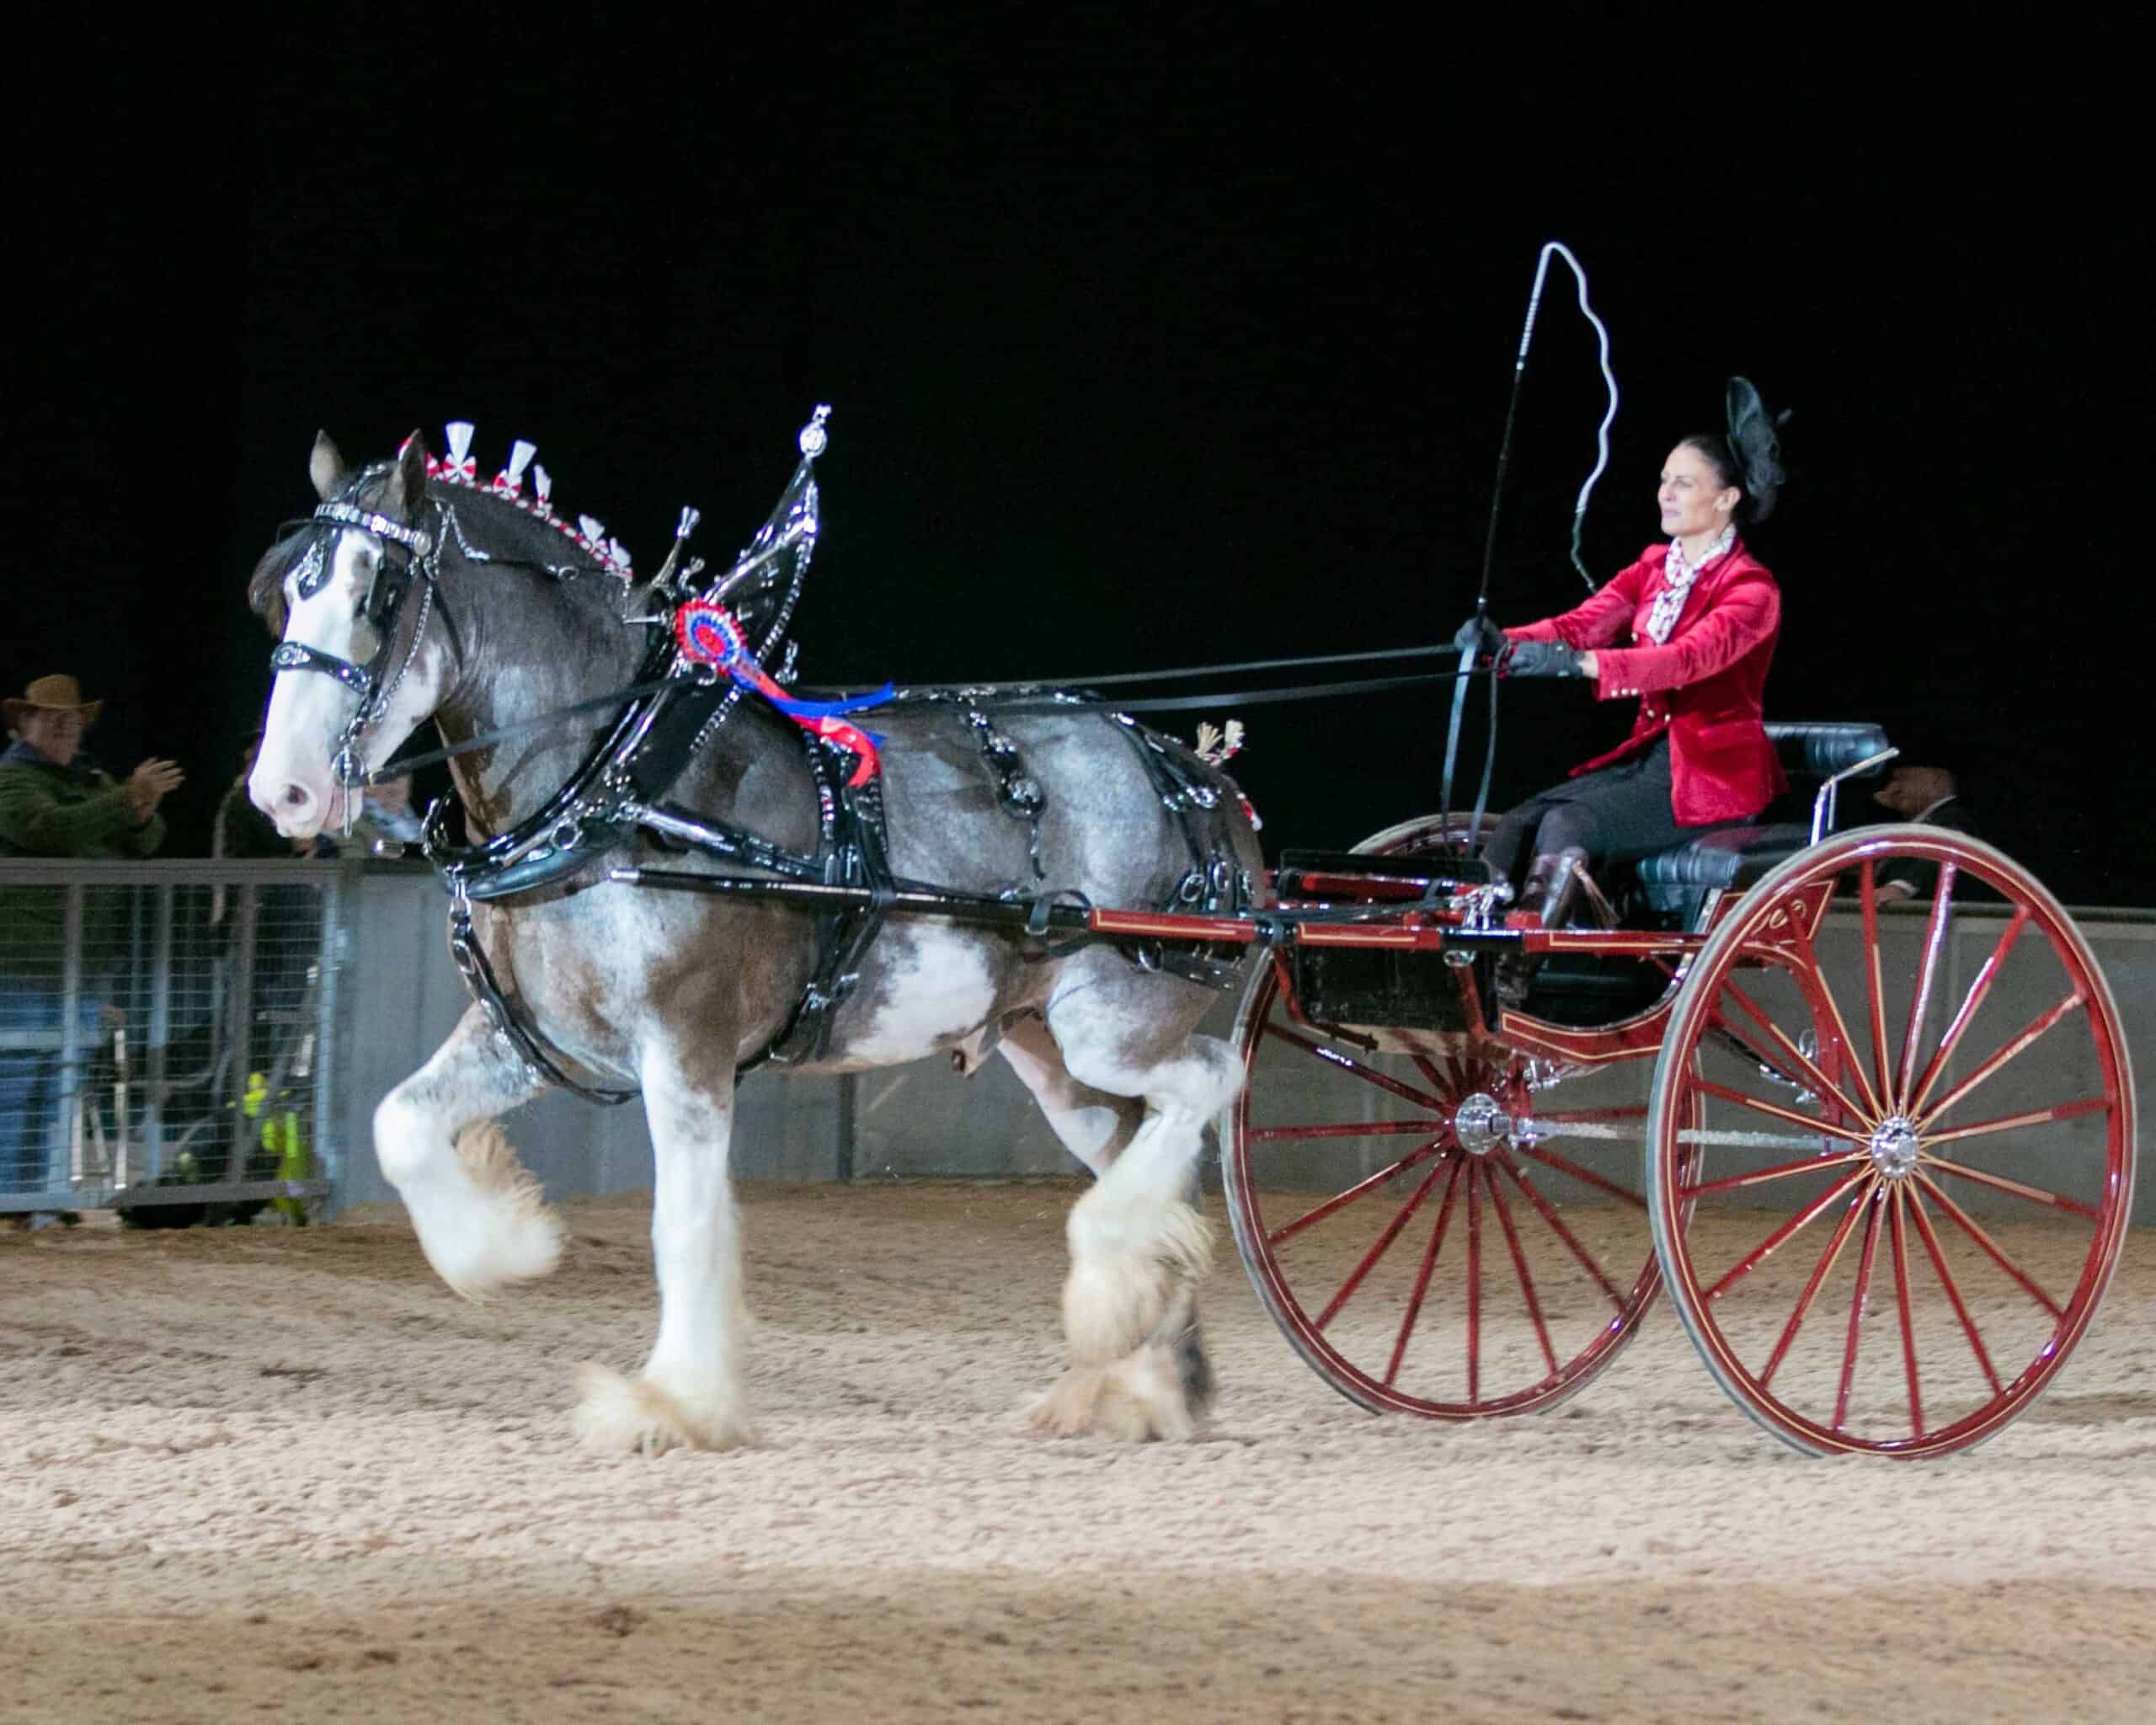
[1508,540,1785,825]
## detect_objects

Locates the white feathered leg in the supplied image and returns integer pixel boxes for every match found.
[1028,985,1241,1440]
[375,1006,560,1300]
[574,1045,753,1455]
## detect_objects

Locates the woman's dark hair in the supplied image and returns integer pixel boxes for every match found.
[1683,377,1790,526]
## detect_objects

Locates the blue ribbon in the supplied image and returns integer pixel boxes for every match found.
[765,681,898,720]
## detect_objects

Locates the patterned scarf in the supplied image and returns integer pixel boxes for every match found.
[1643,525,1735,644]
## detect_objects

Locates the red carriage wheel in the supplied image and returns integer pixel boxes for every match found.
[1646,825,2137,1457]
[1222,814,1673,1419]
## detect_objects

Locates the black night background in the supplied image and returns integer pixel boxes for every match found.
[9,29,2137,905]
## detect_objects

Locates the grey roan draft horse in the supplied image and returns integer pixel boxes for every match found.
[247,428,1263,1454]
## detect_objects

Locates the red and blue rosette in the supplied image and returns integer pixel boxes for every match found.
[674,599,893,786]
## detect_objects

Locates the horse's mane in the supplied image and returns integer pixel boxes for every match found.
[245,453,628,636]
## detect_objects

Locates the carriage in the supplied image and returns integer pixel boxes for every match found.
[247,409,2136,1461]
[1212,736,2135,1458]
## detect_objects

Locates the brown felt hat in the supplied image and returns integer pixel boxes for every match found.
[4,674,104,729]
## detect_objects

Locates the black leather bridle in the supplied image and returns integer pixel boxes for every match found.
[265,480,441,792]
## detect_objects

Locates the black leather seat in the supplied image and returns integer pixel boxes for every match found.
[1634,722,1892,918]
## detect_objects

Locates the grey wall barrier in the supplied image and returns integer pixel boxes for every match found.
[329,867,2156,1228]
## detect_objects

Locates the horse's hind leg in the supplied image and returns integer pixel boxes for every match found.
[574,1041,752,1455]
[1029,970,1241,1441]
[375,1006,560,1300]
[996,1012,1145,1177]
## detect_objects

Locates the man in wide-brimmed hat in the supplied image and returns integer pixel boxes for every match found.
[1,675,181,857]
[2,675,183,1211]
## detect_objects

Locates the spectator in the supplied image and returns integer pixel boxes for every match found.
[0,675,182,1218]
[1872,766,1972,902]
[345,773,425,855]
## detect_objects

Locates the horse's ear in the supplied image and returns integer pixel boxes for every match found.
[387,430,429,515]
[308,431,346,502]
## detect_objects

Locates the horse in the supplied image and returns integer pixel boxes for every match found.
[244,425,1264,1454]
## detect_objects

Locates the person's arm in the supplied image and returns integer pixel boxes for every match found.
[0,766,147,856]
[1504,559,1651,650]
[125,809,167,857]
[1583,574,1780,698]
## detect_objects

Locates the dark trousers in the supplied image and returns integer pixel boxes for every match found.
[1484,737,1734,891]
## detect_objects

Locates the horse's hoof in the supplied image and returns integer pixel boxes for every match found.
[1028,1347,1196,1442]
[572,1363,755,1456]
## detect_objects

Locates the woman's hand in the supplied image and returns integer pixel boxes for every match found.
[1578,651,1598,678]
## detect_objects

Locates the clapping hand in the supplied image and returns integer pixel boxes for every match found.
[127,758,184,818]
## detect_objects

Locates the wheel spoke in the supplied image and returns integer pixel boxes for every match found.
[1381,1158,1464,1389]
[1250,1118,1449,1143]
[1861,860,1895,1113]
[1267,1140,1444,1247]
[1493,1154,1626,1311]
[1916,1155,2102,1220]
[1483,1165,1559,1379]
[1465,1163,1484,1405]
[1692,1077,1871,1144]
[1907,907,2030,1117]
[1680,1148,1866,1199]
[1921,1097,2108,1149]
[1895,861,1959,1109]
[1907,1188,2004,1396]
[1916,991,2087,1130]
[1758,1181,1870,1388]
[1262,1021,1447,1113]
[1890,1188,1925,1438]
[1512,1140,1646,1208]
[1714,983,1871,1126]
[1833,1189,1887,1430]
[1704,1167,1870,1300]
[1313,1156,1451,1331]
[1797,940,1885,1120]
[1912,1172,2065,1319]
[1412,1055,1452,1098]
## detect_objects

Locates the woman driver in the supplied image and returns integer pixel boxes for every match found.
[1470,378,1790,994]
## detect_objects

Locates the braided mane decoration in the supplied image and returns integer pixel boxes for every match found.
[399,421,636,578]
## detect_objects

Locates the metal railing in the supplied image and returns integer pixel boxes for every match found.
[0,858,349,1221]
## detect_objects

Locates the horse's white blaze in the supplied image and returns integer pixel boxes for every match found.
[838,927,1001,1065]
[248,528,442,838]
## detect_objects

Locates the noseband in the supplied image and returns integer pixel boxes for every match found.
[266,492,440,790]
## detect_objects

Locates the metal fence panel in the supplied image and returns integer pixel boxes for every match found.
[0,859,344,1221]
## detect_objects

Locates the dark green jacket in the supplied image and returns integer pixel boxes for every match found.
[0,743,165,976]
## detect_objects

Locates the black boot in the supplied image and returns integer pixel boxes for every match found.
[1497,846,1587,1007]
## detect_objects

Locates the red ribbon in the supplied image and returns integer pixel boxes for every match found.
[674,601,881,786]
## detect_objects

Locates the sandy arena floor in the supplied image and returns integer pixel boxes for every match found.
[2,1181,2151,1723]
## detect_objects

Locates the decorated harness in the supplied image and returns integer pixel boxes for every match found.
[268,409,1254,1101]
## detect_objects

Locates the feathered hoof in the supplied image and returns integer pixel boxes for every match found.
[425,1124,564,1300]
[572,1363,755,1456]
[1028,1343,1198,1443]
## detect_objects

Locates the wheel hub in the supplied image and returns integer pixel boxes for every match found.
[1868,1116,1921,1180]
[1452,1092,1512,1156]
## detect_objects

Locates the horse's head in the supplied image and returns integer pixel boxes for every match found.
[247,431,451,836]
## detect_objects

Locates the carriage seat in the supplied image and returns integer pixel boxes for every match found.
[1633,723,1893,917]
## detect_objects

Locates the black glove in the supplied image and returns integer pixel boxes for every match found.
[1450,614,1508,663]
[1502,641,1586,679]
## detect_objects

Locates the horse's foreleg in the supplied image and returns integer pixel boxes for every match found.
[375,1006,560,1300]
[1033,991,1241,1440]
[574,1048,751,1455]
